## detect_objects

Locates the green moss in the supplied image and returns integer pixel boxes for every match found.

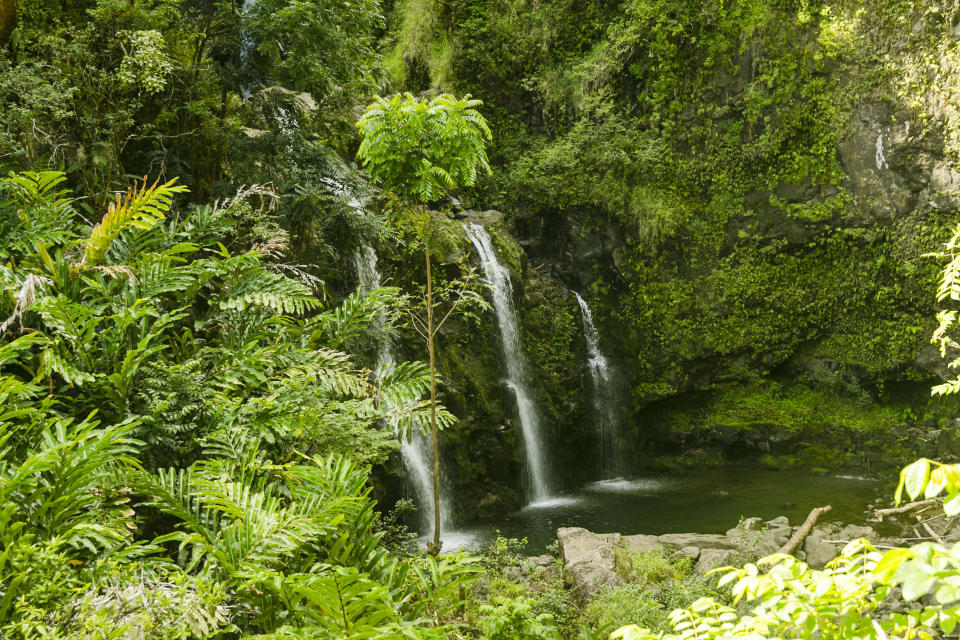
[521,276,585,437]
[485,222,525,279]
[387,0,960,470]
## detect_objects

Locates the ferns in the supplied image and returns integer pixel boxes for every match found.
[0,171,75,258]
[0,171,474,638]
[309,285,399,348]
[81,177,188,267]
[220,269,320,315]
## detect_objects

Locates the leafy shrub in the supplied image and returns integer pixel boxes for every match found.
[479,596,562,640]
[588,551,716,636]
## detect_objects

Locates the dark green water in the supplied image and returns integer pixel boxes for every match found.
[438,468,888,554]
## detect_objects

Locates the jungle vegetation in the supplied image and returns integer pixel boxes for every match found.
[5,0,960,638]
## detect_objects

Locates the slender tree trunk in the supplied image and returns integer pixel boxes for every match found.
[424,231,442,556]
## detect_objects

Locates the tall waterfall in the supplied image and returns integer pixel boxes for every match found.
[574,292,621,478]
[352,246,451,535]
[464,223,552,502]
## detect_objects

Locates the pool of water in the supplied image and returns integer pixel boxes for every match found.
[432,468,888,554]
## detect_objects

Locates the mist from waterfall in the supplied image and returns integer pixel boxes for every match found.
[464,223,552,502]
[352,246,451,536]
[574,292,622,478]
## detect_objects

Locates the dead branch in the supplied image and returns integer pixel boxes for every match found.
[875,499,940,518]
[778,505,832,556]
[922,521,946,545]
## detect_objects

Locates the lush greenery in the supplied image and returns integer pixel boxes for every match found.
[357,91,492,553]
[0,169,492,638]
[609,224,960,639]
[7,0,960,637]
[383,0,960,473]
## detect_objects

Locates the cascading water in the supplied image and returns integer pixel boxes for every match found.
[574,292,622,478]
[353,246,451,537]
[464,223,552,503]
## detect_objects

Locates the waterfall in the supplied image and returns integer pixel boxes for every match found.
[352,246,451,536]
[464,223,552,502]
[574,292,621,478]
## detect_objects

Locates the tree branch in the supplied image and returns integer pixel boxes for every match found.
[777,505,831,556]
[433,298,464,335]
[874,499,939,518]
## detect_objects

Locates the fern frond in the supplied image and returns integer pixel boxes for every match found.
[219,269,320,316]
[308,286,398,349]
[82,177,188,267]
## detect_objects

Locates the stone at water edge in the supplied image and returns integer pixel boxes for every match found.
[675,546,700,562]
[804,527,840,570]
[725,516,792,556]
[557,527,624,601]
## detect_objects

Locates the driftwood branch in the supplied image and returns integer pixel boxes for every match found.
[778,505,832,556]
[922,521,946,545]
[874,499,939,518]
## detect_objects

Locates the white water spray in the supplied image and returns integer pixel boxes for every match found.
[464,223,551,502]
[875,133,889,170]
[574,292,621,478]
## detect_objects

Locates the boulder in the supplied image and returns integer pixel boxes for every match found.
[697,548,739,575]
[675,546,700,562]
[539,564,561,582]
[804,527,841,569]
[623,534,666,555]
[725,528,782,556]
[557,527,624,601]
[838,524,876,541]
[738,517,765,531]
[725,517,792,556]
[528,554,555,568]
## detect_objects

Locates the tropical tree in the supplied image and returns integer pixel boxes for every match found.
[356,92,492,554]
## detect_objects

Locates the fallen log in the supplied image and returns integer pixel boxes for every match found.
[777,505,832,556]
[874,499,939,518]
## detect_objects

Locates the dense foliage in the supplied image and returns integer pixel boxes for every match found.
[7,0,960,637]
[0,170,485,638]
[384,0,960,474]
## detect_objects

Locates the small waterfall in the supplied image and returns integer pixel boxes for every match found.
[574,292,621,478]
[352,246,451,536]
[464,223,551,502]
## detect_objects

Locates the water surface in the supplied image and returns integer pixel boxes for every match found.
[436,468,886,554]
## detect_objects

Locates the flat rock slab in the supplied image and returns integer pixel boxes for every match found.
[558,527,624,601]
[623,534,666,555]
[658,533,739,550]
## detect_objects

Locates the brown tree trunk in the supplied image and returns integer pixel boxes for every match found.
[424,231,442,557]
[0,0,15,45]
